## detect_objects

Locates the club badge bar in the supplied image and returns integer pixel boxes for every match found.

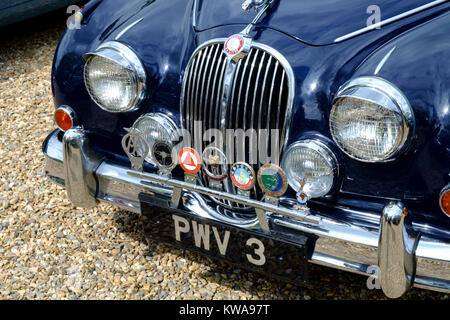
[122,130,315,231]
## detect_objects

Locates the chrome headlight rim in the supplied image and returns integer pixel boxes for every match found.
[83,41,146,113]
[281,139,339,198]
[131,112,179,165]
[330,76,415,163]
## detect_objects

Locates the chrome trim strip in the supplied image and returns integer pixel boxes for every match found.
[334,0,448,43]
[192,0,198,29]
[129,170,320,225]
[115,18,143,40]
[374,47,396,75]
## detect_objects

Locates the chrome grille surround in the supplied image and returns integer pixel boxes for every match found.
[180,38,295,214]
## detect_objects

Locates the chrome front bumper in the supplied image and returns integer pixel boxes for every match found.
[43,128,450,297]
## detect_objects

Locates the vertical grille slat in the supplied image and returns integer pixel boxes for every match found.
[235,49,254,129]
[181,41,293,212]
[204,45,221,131]
[251,52,266,131]
[243,50,260,132]
[189,53,202,134]
[229,59,243,130]
[258,56,273,132]
[266,60,279,131]
[276,70,286,142]
[208,49,226,133]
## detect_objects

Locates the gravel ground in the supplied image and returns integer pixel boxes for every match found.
[0,11,448,300]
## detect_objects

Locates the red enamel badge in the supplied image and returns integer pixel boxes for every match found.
[178,148,201,174]
[224,35,244,55]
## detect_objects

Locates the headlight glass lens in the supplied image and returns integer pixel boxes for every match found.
[85,56,137,112]
[282,141,336,198]
[83,41,146,113]
[330,97,404,161]
[330,77,414,162]
[132,114,178,165]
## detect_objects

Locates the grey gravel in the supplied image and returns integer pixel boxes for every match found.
[0,11,448,300]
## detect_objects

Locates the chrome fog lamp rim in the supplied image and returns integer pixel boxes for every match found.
[132,112,178,136]
[331,76,415,162]
[282,139,339,196]
[131,112,179,164]
[83,41,146,113]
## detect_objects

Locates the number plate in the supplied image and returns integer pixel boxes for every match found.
[140,196,308,285]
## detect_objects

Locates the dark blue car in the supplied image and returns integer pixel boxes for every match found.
[42,0,450,298]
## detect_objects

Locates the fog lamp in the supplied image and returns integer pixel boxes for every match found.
[281,140,338,198]
[131,113,178,166]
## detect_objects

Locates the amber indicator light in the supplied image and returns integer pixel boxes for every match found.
[54,109,73,131]
[441,190,450,217]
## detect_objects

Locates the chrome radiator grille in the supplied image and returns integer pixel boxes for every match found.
[180,39,294,211]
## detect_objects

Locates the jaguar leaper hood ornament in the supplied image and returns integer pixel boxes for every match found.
[239,0,278,37]
[242,0,276,13]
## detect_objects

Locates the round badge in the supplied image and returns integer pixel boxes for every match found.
[202,146,228,181]
[179,147,201,174]
[296,191,308,205]
[151,141,175,171]
[230,162,255,190]
[224,35,244,55]
[257,164,287,197]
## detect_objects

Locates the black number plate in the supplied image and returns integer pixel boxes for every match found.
[140,196,308,285]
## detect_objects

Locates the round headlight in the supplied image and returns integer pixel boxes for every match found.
[330,76,414,162]
[83,41,146,113]
[282,140,338,198]
[132,113,178,165]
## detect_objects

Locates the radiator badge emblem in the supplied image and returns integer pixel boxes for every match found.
[151,141,176,172]
[202,146,228,181]
[224,35,244,56]
[230,162,255,190]
[179,147,201,175]
[257,164,287,198]
[121,127,149,172]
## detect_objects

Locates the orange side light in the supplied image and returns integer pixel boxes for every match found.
[54,109,73,131]
[441,190,450,217]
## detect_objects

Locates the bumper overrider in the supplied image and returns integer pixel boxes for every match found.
[43,128,450,297]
